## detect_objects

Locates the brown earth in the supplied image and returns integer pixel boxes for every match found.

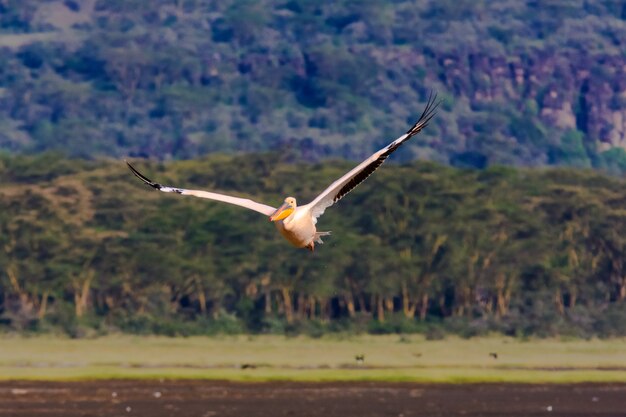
[0,381,625,417]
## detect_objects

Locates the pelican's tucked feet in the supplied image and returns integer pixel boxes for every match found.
[314,231,331,244]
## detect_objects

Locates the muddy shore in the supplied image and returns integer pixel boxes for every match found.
[1,380,625,417]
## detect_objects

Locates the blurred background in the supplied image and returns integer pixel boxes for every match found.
[1,0,626,339]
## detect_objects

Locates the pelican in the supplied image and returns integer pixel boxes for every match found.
[127,94,438,251]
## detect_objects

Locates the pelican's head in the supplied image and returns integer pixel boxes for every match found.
[269,197,296,222]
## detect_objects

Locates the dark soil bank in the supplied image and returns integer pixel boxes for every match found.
[1,381,625,417]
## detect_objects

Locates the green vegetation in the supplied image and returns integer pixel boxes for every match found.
[1,335,625,382]
[1,154,626,338]
[0,1,625,169]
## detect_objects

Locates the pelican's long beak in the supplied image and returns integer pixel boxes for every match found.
[269,202,294,222]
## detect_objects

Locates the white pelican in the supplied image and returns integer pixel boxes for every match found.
[127,94,438,251]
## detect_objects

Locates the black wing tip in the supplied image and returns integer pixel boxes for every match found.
[406,90,441,137]
[125,160,162,190]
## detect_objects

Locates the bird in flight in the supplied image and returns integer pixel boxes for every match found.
[127,94,438,251]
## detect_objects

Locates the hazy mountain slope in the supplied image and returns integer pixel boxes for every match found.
[0,0,625,171]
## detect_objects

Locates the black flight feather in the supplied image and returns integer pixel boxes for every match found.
[332,93,440,203]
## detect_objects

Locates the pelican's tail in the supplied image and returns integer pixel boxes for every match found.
[314,231,332,244]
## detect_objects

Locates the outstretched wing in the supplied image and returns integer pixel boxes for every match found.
[126,162,276,216]
[304,93,439,222]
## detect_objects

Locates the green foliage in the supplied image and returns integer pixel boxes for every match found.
[548,130,591,168]
[597,148,626,175]
[1,155,626,338]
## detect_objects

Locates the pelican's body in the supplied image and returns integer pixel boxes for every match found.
[274,206,317,249]
[126,94,438,251]
[270,198,331,250]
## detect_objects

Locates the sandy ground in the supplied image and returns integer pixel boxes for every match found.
[0,381,625,417]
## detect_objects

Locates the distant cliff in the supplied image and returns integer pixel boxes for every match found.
[1,0,625,172]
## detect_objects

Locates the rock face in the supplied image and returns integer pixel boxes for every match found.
[435,48,626,146]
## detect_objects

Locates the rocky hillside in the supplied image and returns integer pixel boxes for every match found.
[1,0,626,171]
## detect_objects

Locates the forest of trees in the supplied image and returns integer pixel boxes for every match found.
[1,1,626,338]
[1,154,625,338]
[1,1,626,170]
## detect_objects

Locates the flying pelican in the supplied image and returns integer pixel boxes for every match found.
[127,94,438,251]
